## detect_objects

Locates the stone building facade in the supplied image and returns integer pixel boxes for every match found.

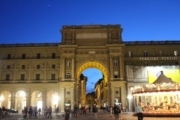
[0,24,179,112]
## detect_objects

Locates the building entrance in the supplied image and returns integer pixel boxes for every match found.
[76,61,109,108]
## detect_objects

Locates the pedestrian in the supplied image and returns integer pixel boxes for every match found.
[92,104,98,120]
[113,105,120,120]
[136,102,143,120]
[73,104,78,118]
[38,108,41,116]
[65,106,71,120]
[89,106,91,113]
[110,106,113,117]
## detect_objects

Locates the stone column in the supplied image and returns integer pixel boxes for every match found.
[44,62,47,81]
[60,58,65,80]
[109,57,113,80]
[119,57,124,80]
[111,87,115,106]
[59,88,65,112]
[11,89,15,109]
[28,62,31,81]
[70,88,74,110]
[13,63,17,81]
[26,89,31,107]
[121,86,126,107]
[71,58,74,79]
[42,89,47,110]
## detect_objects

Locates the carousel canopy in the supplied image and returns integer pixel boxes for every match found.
[152,71,174,84]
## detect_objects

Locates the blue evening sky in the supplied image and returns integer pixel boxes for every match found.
[1,0,180,93]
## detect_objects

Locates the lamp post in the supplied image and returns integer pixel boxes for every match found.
[127,95,133,112]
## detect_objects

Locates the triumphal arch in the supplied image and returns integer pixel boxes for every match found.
[58,24,127,109]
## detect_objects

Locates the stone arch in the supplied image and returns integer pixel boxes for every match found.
[46,90,59,112]
[0,90,11,109]
[31,90,43,109]
[76,61,109,83]
[15,90,27,112]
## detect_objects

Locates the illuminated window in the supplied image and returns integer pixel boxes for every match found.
[159,51,162,56]
[114,71,118,78]
[174,51,178,56]
[128,51,132,57]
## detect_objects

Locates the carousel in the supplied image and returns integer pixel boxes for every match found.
[131,71,180,117]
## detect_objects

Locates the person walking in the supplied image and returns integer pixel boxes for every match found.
[113,105,120,120]
[65,106,71,120]
[92,104,98,120]
[136,102,143,120]
[110,106,113,117]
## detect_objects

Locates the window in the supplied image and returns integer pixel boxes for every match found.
[144,51,148,57]
[128,51,132,57]
[114,71,118,78]
[37,53,40,59]
[66,73,71,79]
[36,74,40,80]
[7,65,10,69]
[145,62,148,66]
[51,74,55,80]
[22,65,25,69]
[114,61,118,66]
[159,51,162,56]
[37,65,40,69]
[22,54,26,59]
[21,74,25,80]
[6,74,10,80]
[52,53,56,58]
[7,54,11,59]
[67,62,70,67]
[174,51,178,56]
[52,64,55,68]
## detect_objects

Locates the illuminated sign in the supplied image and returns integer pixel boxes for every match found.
[139,57,177,61]
[147,66,180,84]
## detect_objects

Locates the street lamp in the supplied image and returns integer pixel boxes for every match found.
[127,95,133,112]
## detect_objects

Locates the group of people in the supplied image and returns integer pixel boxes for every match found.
[22,106,41,118]
[22,105,54,119]
[0,106,9,117]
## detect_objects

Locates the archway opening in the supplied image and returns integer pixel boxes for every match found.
[76,61,109,108]
[0,91,11,109]
[82,68,103,94]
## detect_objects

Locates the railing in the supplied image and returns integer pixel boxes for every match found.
[0,80,59,83]
[123,40,180,45]
[0,43,60,47]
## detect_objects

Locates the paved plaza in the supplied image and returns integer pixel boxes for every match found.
[1,111,180,120]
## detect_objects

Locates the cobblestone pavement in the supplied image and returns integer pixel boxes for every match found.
[1,111,180,120]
